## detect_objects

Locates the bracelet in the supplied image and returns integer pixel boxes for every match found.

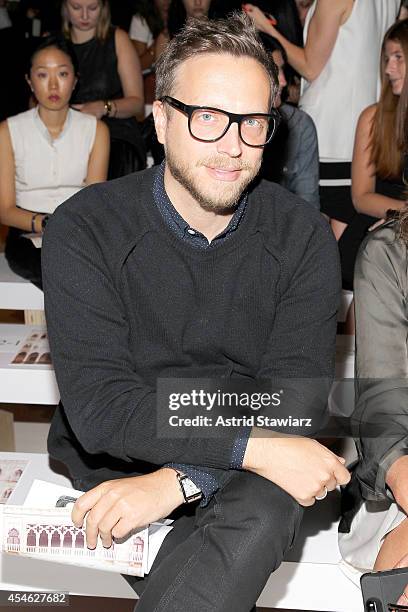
[104,99,113,117]
[31,213,39,233]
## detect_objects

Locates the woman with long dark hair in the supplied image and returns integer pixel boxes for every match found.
[129,0,169,70]
[339,19,408,289]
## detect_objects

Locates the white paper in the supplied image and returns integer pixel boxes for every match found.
[21,233,43,249]
[20,479,173,574]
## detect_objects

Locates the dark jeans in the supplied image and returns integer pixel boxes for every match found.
[124,470,303,612]
[5,227,43,290]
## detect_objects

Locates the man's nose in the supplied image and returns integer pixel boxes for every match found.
[216,121,242,157]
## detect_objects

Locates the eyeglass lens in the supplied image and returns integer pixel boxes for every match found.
[189,108,274,146]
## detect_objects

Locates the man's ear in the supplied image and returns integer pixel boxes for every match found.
[152,100,168,145]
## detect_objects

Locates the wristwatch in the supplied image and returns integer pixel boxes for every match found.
[172,470,202,504]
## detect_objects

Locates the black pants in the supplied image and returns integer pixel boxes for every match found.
[5,227,43,290]
[338,212,376,290]
[124,470,303,612]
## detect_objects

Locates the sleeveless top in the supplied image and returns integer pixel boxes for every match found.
[71,27,123,104]
[8,107,96,214]
[375,175,406,201]
[300,0,400,162]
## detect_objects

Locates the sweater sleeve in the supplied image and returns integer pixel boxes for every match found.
[353,233,408,500]
[42,199,239,472]
[256,216,340,434]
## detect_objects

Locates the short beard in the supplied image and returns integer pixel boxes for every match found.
[165,148,261,213]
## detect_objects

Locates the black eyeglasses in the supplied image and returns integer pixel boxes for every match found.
[160,96,280,148]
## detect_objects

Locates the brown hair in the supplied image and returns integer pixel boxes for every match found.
[61,0,111,42]
[155,11,278,104]
[371,20,408,178]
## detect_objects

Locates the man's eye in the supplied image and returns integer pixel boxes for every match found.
[198,112,216,122]
[244,117,262,129]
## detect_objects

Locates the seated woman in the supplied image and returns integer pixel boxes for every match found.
[338,206,408,603]
[0,35,109,289]
[339,19,408,290]
[129,0,169,71]
[245,0,399,247]
[61,0,145,179]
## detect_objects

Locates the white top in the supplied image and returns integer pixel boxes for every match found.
[7,107,96,214]
[300,0,400,162]
[129,14,154,46]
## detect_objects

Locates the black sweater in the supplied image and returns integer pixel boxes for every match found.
[42,167,341,487]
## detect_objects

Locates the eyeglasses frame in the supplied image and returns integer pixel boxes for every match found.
[160,95,280,148]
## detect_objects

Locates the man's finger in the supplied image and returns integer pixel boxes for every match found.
[98,507,123,548]
[84,494,118,549]
[332,461,351,486]
[71,486,105,527]
[112,517,136,540]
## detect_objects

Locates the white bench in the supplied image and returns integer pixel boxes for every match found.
[0,324,59,404]
[1,414,363,612]
[0,336,360,609]
[0,253,43,312]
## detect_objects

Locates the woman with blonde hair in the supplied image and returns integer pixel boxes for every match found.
[61,0,146,178]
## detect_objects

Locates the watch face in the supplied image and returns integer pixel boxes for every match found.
[183,477,201,496]
[179,475,202,501]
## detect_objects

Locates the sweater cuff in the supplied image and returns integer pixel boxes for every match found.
[230,427,251,469]
[165,463,219,507]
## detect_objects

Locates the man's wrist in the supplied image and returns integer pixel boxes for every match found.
[161,467,188,506]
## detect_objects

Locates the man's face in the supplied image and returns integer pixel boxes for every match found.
[271,50,286,108]
[154,53,271,212]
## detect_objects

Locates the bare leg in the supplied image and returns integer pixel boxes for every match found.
[374,517,408,570]
[330,218,348,242]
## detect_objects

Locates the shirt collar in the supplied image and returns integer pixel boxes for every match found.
[153,161,247,243]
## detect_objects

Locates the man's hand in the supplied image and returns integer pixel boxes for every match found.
[243,428,351,506]
[71,468,184,549]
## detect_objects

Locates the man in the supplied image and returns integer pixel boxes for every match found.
[42,12,350,612]
[260,35,320,209]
